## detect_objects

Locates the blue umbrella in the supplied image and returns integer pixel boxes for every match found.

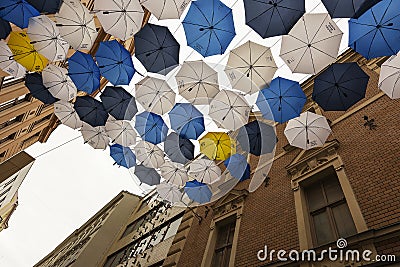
[349,0,400,59]
[135,111,168,144]
[244,0,305,38]
[312,62,369,111]
[134,24,180,75]
[110,144,136,168]
[100,86,138,120]
[96,40,135,86]
[74,96,109,127]
[224,154,250,181]
[184,180,212,204]
[26,0,62,14]
[68,51,100,94]
[256,77,306,123]
[0,18,11,40]
[164,133,195,164]
[0,0,39,29]
[322,0,382,19]
[182,0,236,57]
[25,73,58,104]
[169,103,205,140]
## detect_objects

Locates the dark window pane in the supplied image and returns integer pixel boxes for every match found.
[216,226,230,247]
[212,250,223,267]
[323,178,344,204]
[306,184,326,212]
[223,247,232,267]
[313,211,335,245]
[332,203,357,238]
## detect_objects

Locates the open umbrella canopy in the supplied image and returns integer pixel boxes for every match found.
[42,64,77,101]
[0,0,39,29]
[225,41,277,94]
[313,62,369,111]
[175,60,219,105]
[188,158,222,185]
[74,96,109,127]
[0,18,11,40]
[7,31,48,72]
[135,77,176,115]
[349,0,400,59]
[95,0,144,41]
[26,0,62,14]
[96,40,135,86]
[256,77,306,123]
[156,182,183,204]
[68,51,100,94]
[105,119,137,147]
[140,0,191,20]
[54,100,83,129]
[199,132,236,161]
[284,112,332,150]
[81,123,109,150]
[134,24,180,75]
[209,90,251,131]
[135,165,161,186]
[184,180,212,204]
[134,140,165,169]
[379,53,400,99]
[160,161,188,187]
[164,132,194,164]
[135,111,169,144]
[237,120,277,156]
[0,40,26,77]
[27,15,69,62]
[169,103,205,140]
[25,73,57,104]
[100,86,138,120]
[110,144,136,168]
[280,13,343,74]
[182,0,235,57]
[244,0,305,39]
[55,0,97,50]
[224,154,250,181]
[322,0,382,19]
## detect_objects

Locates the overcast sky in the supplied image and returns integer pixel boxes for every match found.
[0,1,349,266]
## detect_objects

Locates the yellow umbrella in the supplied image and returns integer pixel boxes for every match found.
[199,132,236,161]
[7,31,48,72]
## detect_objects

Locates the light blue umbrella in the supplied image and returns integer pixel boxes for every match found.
[0,0,39,29]
[96,40,135,86]
[135,111,168,144]
[224,154,250,181]
[68,51,100,94]
[169,103,205,140]
[256,77,306,123]
[184,180,212,204]
[110,144,136,168]
[182,0,235,57]
[349,0,400,59]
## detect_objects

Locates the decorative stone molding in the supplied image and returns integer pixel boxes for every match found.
[211,189,248,220]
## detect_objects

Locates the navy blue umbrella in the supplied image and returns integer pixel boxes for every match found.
[164,132,194,164]
[100,86,138,120]
[74,96,109,127]
[110,144,136,168]
[322,0,382,18]
[184,180,212,204]
[135,111,168,144]
[96,40,135,86]
[349,0,400,59]
[224,154,250,181]
[25,73,58,104]
[237,120,277,156]
[26,0,62,14]
[134,24,180,75]
[0,18,11,40]
[244,0,305,39]
[134,165,161,186]
[312,62,369,111]
[0,0,39,29]
[169,103,205,140]
[68,51,100,94]
[256,77,306,123]
[183,0,235,57]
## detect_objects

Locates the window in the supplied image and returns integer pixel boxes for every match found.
[305,173,357,246]
[211,217,236,267]
[0,133,16,144]
[121,216,146,238]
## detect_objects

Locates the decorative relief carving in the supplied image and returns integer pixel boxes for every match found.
[212,190,248,219]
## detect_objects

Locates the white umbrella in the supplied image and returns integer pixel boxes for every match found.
[280,13,343,74]
[81,123,109,149]
[136,76,176,115]
[42,64,77,101]
[175,60,220,105]
[140,0,191,20]
[54,100,83,129]
[134,140,165,168]
[0,40,26,78]
[55,0,97,50]
[378,53,400,99]
[209,90,251,131]
[156,182,183,204]
[188,158,221,185]
[95,0,144,41]
[225,41,277,94]
[284,112,332,150]
[27,15,69,62]
[105,119,137,147]
[160,161,188,187]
